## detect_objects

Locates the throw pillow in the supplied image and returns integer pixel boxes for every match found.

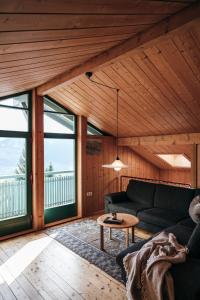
[189,195,200,224]
[187,223,200,258]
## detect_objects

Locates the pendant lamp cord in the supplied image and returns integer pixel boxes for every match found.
[116,88,119,159]
[88,78,117,91]
[86,73,120,159]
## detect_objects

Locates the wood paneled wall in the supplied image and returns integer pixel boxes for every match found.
[84,138,192,216]
[159,169,191,186]
[118,146,160,179]
[84,136,159,216]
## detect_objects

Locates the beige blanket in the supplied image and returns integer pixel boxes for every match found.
[124,232,187,300]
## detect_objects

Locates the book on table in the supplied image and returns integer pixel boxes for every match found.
[103,217,123,224]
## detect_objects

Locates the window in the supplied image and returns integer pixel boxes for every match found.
[43,96,77,224]
[157,154,191,168]
[44,138,75,208]
[44,96,75,134]
[0,94,29,132]
[87,122,104,135]
[0,92,32,236]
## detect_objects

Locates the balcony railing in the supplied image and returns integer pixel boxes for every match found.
[0,171,75,221]
[0,174,26,220]
[44,171,75,208]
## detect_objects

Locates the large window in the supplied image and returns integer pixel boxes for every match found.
[44,97,76,224]
[0,92,32,236]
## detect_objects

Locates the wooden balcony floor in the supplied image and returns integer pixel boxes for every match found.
[0,226,127,300]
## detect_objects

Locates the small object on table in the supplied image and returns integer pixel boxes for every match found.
[112,212,117,220]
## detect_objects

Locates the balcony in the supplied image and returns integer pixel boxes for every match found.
[0,171,75,221]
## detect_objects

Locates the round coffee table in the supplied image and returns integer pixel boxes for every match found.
[97,213,139,251]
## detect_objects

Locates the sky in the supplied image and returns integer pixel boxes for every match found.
[0,98,75,176]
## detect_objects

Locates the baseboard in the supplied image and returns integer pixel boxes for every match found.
[44,215,82,228]
[0,215,82,241]
[0,228,34,242]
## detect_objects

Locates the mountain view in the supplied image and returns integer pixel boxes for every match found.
[0,137,75,177]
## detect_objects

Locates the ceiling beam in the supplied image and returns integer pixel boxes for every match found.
[37,2,200,95]
[129,146,172,169]
[118,133,200,147]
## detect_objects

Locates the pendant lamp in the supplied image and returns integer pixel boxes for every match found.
[85,72,128,172]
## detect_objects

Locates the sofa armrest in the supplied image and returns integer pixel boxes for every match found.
[171,257,200,300]
[104,191,128,205]
[116,238,151,283]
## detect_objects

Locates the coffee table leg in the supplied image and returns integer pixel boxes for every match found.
[125,228,129,248]
[100,225,104,250]
[131,226,135,243]
[109,228,112,240]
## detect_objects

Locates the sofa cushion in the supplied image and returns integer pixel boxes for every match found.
[194,188,200,197]
[108,201,149,216]
[138,208,185,228]
[104,192,128,204]
[126,180,155,206]
[187,223,200,258]
[138,221,163,233]
[165,224,193,245]
[178,218,196,230]
[154,184,194,216]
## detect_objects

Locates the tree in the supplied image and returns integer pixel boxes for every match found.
[15,148,26,179]
[45,162,54,177]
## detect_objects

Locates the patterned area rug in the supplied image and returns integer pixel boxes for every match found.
[46,219,144,282]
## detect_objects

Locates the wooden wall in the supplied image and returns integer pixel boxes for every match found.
[159,169,191,186]
[119,146,160,179]
[84,137,192,216]
[84,136,159,216]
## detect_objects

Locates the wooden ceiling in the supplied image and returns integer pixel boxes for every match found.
[0,0,196,98]
[50,18,200,137]
[129,144,193,169]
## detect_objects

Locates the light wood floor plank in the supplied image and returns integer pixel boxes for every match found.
[0,230,127,300]
[44,240,126,300]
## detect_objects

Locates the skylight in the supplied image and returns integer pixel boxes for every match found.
[157,154,191,168]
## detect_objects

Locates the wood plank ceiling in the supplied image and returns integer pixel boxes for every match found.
[50,18,200,138]
[0,0,195,98]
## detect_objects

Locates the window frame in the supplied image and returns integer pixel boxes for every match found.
[43,96,77,224]
[0,91,32,236]
[87,122,109,136]
[44,95,75,136]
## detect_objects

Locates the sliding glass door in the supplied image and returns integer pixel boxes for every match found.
[44,97,76,224]
[0,92,32,236]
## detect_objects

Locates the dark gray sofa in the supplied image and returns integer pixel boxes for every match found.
[116,220,200,300]
[104,179,200,300]
[105,179,195,233]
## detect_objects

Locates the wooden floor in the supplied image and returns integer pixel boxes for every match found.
[0,222,150,300]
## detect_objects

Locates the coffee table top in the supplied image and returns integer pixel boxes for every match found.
[97,213,139,229]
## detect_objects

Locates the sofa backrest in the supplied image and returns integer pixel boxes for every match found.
[126,180,155,206]
[154,184,195,215]
[195,189,200,197]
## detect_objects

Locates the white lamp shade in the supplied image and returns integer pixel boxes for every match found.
[102,157,128,171]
